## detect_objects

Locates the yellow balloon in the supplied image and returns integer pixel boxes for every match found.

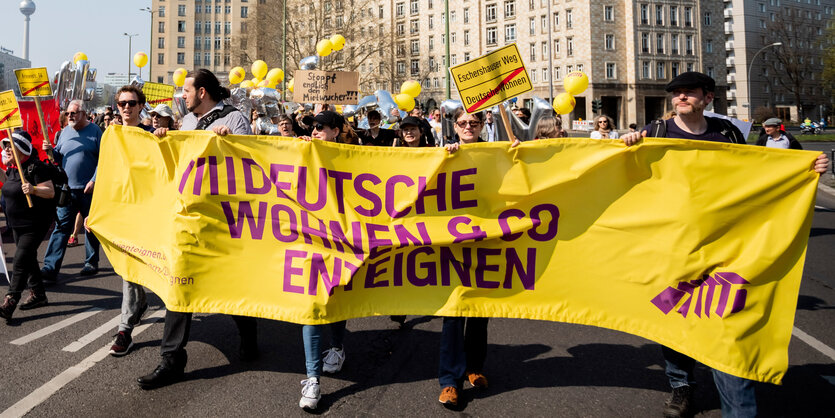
[564,71,589,95]
[251,77,261,85]
[334,105,344,114]
[172,67,188,87]
[73,52,88,63]
[251,60,268,79]
[266,68,284,83]
[394,93,415,111]
[316,39,333,57]
[240,80,255,89]
[287,79,294,93]
[552,93,576,114]
[133,52,148,68]
[229,66,246,84]
[257,79,271,88]
[400,80,422,98]
[329,34,346,51]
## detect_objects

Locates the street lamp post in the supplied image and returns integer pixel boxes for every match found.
[124,33,138,81]
[746,42,782,120]
[140,7,156,81]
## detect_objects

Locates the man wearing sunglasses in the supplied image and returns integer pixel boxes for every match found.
[40,100,102,288]
[114,86,154,132]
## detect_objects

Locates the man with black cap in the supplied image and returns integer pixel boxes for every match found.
[394,116,432,147]
[622,72,829,418]
[756,118,801,149]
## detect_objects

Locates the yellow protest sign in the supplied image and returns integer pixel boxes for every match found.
[449,44,532,113]
[143,82,176,106]
[0,90,23,130]
[14,67,53,97]
[90,127,821,384]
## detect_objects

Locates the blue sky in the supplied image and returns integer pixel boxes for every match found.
[0,0,152,77]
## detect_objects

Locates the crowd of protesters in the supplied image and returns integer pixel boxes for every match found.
[0,69,829,417]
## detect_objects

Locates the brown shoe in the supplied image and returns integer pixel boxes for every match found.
[19,290,48,310]
[438,386,458,406]
[467,372,488,388]
[0,295,18,320]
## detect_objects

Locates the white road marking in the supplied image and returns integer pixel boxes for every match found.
[9,308,103,345]
[793,326,835,362]
[62,314,122,352]
[0,309,166,418]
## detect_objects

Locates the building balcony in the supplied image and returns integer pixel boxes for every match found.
[725,40,734,50]
[726,56,734,66]
[727,74,735,83]
[724,9,733,19]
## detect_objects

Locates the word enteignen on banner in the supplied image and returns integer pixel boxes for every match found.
[176,155,560,296]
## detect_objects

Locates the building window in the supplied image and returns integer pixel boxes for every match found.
[554,66,561,80]
[703,12,711,26]
[604,6,614,21]
[224,53,230,65]
[158,53,165,65]
[397,61,406,75]
[642,61,650,79]
[410,19,419,34]
[656,62,665,79]
[531,69,537,82]
[159,6,165,17]
[216,5,221,14]
[241,6,248,18]
[706,66,714,78]
[225,5,231,13]
[530,43,536,61]
[159,21,165,33]
[605,34,614,50]
[205,37,211,49]
[671,62,680,77]
[178,5,186,16]
[428,0,433,10]
[671,34,679,54]
[410,0,419,14]
[178,21,186,32]
[158,37,165,48]
[225,22,231,34]
[397,22,405,36]
[530,17,536,35]
[505,24,516,41]
[464,8,469,23]
[553,12,559,28]
[194,54,200,65]
[505,0,516,18]
[670,6,678,26]
[486,27,498,45]
[411,39,419,54]
[379,5,384,18]
[606,63,616,79]
[656,34,664,53]
[215,22,221,33]
[541,41,547,57]
[641,33,649,53]
[214,53,220,65]
[396,2,404,17]
[205,20,211,34]
[214,36,221,49]
[553,39,560,57]
[685,35,693,55]
[656,5,664,25]
[566,9,572,28]
[464,30,470,45]
[195,36,201,50]
[684,7,692,26]
[486,3,497,21]
[567,37,574,56]
[705,40,713,53]
[177,36,185,48]
[411,59,419,76]
[640,4,648,25]
[177,53,185,64]
[451,54,457,65]
[429,36,434,51]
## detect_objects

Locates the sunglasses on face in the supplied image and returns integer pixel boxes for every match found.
[313,123,326,131]
[67,111,82,116]
[117,100,138,108]
[598,120,608,124]
[456,121,482,128]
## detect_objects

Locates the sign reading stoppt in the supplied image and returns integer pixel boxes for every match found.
[14,67,53,97]
[293,70,359,105]
[0,90,23,130]
[449,44,532,114]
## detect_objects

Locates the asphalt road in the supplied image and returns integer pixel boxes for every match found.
[1,156,834,417]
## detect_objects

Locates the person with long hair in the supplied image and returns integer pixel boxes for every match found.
[534,116,568,139]
[590,115,620,139]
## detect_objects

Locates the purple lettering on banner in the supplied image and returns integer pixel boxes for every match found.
[702,275,721,318]
[354,173,382,217]
[298,166,328,211]
[328,170,353,214]
[221,201,269,239]
[366,223,392,259]
[342,260,360,291]
[385,175,415,218]
[694,284,704,318]
[178,159,195,195]
[498,209,526,241]
[392,252,404,286]
[528,204,560,241]
[283,250,306,294]
[651,273,749,318]
[503,248,536,290]
[243,158,272,194]
[271,204,299,242]
[328,221,365,261]
[300,210,333,249]
[208,156,219,195]
[451,168,478,210]
[394,224,427,247]
[269,164,294,199]
[226,156,237,195]
[407,247,437,286]
[650,287,687,314]
[364,257,390,288]
[448,216,487,243]
[309,253,342,296]
[415,173,446,214]
[192,157,206,196]
[440,246,472,287]
[475,248,502,288]
[415,222,432,245]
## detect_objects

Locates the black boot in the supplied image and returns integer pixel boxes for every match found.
[19,290,48,310]
[663,386,693,418]
[137,352,187,390]
[234,316,259,362]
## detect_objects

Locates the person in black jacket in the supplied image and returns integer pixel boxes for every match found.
[756,118,802,149]
[0,131,56,322]
[358,110,397,146]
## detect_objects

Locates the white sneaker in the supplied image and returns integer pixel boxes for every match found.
[322,347,345,373]
[299,377,320,409]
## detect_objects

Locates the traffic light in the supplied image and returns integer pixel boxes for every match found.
[591,99,602,114]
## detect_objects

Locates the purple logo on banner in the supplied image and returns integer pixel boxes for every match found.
[651,272,749,318]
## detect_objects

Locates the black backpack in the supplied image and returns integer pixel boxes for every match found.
[647,117,746,144]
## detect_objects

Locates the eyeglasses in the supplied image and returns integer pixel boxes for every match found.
[117,100,138,108]
[456,121,482,128]
[151,114,165,119]
[67,111,82,116]
[313,123,326,131]
[598,120,608,124]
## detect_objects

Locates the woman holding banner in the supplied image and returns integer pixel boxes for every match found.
[0,132,56,321]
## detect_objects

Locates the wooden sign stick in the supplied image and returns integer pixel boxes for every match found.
[5,128,32,208]
[33,96,55,162]
[497,105,517,142]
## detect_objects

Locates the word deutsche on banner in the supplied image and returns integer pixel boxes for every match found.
[449,44,532,113]
[14,67,53,98]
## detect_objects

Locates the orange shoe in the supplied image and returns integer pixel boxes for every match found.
[467,372,488,388]
[438,386,458,406]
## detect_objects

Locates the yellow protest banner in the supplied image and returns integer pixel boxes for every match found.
[0,90,23,130]
[449,44,532,113]
[143,82,176,106]
[14,67,53,97]
[90,127,820,384]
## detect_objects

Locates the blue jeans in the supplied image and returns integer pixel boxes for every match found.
[302,321,347,377]
[42,190,99,273]
[663,346,757,417]
[439,317,488,388]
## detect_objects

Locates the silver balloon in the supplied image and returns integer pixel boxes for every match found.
[505,101,529,142]
[342,104,358,118]
[255,116,279,135]
[299,55,319,70]
[440,99,463,143]
[250,87,280,118]
[130,76,145,91]
[54,61,71,109]
[357,94,377,109]
[227,87,251,119]
[87,68,97,82]
[83,87,95,102]
[491,105,511,142]
[374,90,398,123]
[172,91,188,118]
[283,102,299,115]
